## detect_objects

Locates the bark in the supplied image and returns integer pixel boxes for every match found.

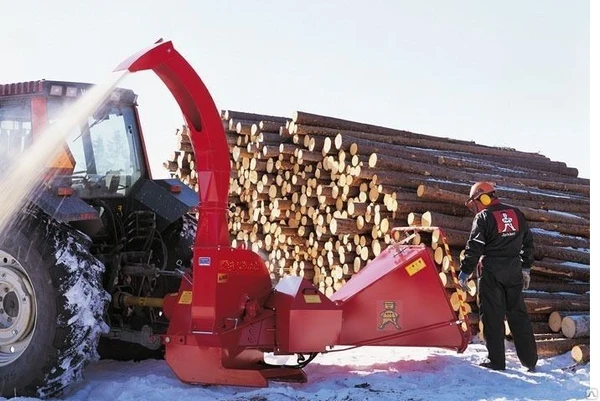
[548,311,589,333]
[531,230,590,249]
[416,185,466,205]
[571,344,590,363]
[528,280,589,295]
[431,228,469,248]
[421,211,473,232]
[561,315,590,339]
[437,154,583,182]
[524,295,589,314]
[529,221,589,238]
[292,111,557,162]
[223,110,289,124]
[533,244,589,265]
[531,260,589,282]
[536,337,590,358]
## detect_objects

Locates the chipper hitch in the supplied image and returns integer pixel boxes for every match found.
[115,40,470,387]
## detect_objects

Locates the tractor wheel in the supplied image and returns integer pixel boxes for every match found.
[0,210,109,398]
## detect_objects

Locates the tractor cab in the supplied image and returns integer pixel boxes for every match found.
[0,80,147,199]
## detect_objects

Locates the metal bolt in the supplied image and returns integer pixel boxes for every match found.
[12,329,17,336]
[7,317,12,322]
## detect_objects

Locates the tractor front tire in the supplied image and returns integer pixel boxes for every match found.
[0,211,109,398]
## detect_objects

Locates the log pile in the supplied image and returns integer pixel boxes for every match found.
[164,109,590,360]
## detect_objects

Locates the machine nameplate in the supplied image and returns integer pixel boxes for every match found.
[198,257,211,266]
[405,258,426,276]
[220,259,261,273]
[178,291,193,304]
[303,294,321,303]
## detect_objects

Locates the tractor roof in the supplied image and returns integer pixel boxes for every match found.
[0,80,136,104]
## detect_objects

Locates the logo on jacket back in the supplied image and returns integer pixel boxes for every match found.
[492,209,519,237]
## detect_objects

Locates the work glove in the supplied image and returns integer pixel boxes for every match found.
[522,269,531,290]
[458,271,470,292]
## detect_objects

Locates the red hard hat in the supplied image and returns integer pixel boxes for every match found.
[468,181,496,201]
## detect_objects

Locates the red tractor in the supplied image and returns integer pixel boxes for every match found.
[0,41,469,398]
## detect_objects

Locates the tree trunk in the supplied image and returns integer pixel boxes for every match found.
[532,260,589,281]
[524,295,589,314]
[536,337,590,358]
[421,211,473,231]
[534,244,590,265]
[528,280,589,295]
[417,185,467,206]
[571,344,590,363]
[561,315,590,338]
[548,311,588,332]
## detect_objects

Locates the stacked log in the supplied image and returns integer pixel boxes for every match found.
[165,109,589,359]
[571,344,590,364]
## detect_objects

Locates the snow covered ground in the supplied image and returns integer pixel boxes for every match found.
[5,341,590,401]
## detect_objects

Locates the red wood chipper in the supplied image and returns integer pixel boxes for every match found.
[116,40,470,387]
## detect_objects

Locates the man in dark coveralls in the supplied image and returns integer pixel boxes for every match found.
[457,181,538,372]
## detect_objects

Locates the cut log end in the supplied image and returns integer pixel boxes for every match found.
[561,315,590,339]
[571,344,590,363]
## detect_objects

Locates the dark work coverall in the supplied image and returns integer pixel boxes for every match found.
[459,201,538,370]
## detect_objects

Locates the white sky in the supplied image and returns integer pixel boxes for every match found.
[1,1,591,179]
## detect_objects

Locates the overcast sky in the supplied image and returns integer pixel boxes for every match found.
[1,1,591,179]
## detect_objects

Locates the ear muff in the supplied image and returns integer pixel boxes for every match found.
[479,193,491,206]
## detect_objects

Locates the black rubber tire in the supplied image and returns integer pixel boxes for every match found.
[0,210,109,398]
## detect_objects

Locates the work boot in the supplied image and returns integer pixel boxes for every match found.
[479,361,505,371]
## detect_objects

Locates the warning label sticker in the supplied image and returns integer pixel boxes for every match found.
[405,258,426,276]
[178,291,193,304]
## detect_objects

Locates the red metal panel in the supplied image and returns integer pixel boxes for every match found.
[113,40,234,333]
[270,276,342,353]
[331,244,469,351]
[30,96,48,137]
[113,40,230,249]
[188,246,273,333]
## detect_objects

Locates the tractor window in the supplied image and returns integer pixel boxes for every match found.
[0,101,33,169]
[86,110,137,176]
[48,99,144,198]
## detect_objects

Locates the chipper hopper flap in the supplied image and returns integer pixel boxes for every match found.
[330,241,471,350]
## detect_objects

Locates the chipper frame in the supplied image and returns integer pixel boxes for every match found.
[115,40,470,387]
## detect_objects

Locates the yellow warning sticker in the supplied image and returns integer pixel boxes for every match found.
[218,273,228,283]
[178,291,193,304]
[303,294,321,304]
[405,258,426,276]
[48,144,76,170]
